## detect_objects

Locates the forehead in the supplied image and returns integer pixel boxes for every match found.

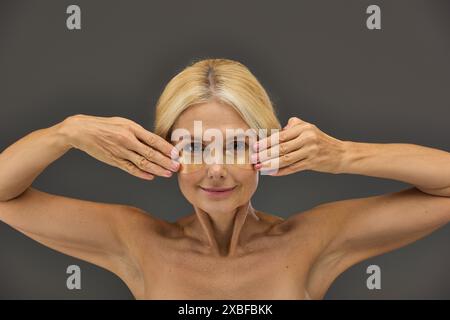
[172,101,250,134]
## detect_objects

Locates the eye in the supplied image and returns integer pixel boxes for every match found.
[228,140,247,151]
[184,142,203,153]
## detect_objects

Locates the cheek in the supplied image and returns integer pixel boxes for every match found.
[177,173,201,201]
[234,170,259,196]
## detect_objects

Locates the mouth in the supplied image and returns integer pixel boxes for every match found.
[199,185,237,197]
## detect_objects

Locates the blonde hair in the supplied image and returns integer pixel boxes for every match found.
[153,58,282,141]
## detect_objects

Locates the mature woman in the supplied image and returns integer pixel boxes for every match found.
[0,58,449,300]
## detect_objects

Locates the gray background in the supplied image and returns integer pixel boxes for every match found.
[0,0,449,299]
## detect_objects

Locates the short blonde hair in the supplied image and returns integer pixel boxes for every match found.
[153,58,282,141]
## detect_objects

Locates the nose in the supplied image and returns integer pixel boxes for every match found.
[206,163,228,179]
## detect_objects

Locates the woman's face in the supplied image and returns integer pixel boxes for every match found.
[171,101,259,214]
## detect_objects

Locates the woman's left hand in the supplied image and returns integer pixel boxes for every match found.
[253,117,347,176]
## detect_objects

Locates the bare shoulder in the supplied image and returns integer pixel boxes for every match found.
[269,203,347,299]
[268,204,330,237]
[255,210,285,225]
[278,201,354,261]
[118,206,179,244]
[112,206,180,298]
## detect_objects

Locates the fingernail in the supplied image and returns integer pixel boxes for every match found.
[171,148,179,159]
[254,163,262,170]
[164,171,173,177]
[172,162,180,171]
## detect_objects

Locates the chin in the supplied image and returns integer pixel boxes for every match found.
[197,200,237,212]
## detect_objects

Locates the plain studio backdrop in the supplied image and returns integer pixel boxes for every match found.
[0,0,449,299]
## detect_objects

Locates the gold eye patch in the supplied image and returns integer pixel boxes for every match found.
[176,136,257,174]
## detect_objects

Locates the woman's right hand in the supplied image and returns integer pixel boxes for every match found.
[60,114,180,180]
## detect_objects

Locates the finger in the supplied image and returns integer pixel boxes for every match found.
[255,135,305,163]
[284,117,306,129]
[256,123,309,152]
[132,126,179,159]
[255,124,311,161]
[116,159,155,180]
[258,147,309,172]
[128,138,180,172]
[123,149,174,178]
[267,159,309,176]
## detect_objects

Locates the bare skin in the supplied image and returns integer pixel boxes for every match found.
[1,105,450,299]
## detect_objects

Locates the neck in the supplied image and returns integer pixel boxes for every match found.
[192,201,260,257]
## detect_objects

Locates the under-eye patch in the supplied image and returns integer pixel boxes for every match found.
[174,135,257,174]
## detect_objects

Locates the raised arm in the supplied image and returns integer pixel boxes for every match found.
[301,142,450,299]
[252,117,450,298]
[0,115,180,281]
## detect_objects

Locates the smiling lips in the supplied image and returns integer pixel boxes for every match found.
[200,186,236,192]
[199,186,237,196]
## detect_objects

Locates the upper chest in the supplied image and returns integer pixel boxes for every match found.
[130,224,320,299]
